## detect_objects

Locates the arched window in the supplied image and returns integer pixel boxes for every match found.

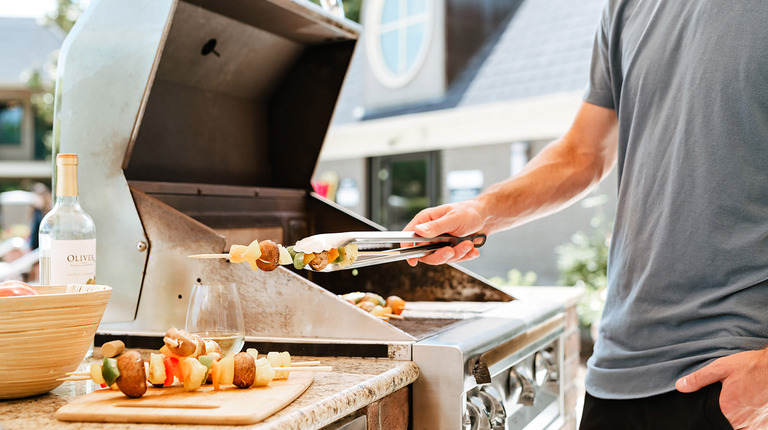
[365,0,434,88]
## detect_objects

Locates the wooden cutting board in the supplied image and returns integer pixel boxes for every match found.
[56,372,313,425]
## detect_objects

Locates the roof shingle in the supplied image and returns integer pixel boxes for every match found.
[332,0,605,123]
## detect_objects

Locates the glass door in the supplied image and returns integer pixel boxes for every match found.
[370,151,439,230]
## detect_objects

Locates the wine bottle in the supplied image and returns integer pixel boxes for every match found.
[39,153,97,286]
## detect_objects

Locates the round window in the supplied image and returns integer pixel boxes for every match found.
[365,0,434,88]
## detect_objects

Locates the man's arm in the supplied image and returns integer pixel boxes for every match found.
[404,101,619,265]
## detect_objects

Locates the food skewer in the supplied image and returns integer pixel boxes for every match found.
[64,360,327,376]
[58,366,332,382]
[57,328,334,396]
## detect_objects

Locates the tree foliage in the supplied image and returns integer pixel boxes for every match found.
[307,0,363,23]
[45,0,85,33]
[556,196,611,331]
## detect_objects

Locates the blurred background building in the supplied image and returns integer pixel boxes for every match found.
[0,0,77,282]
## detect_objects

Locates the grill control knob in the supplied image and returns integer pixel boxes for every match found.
[478,386,507,430]
[510,366,535,406]
[508,368,522,404]
[463,399,491,430]
[534,349,559,385]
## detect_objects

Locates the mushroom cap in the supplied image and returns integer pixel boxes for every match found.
[256,240,280,271]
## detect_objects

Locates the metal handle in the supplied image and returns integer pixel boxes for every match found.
[352,232,486,247]
[346,236,484,269]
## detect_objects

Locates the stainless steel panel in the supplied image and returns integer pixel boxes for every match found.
[56,0,176,323]
[412,344,467,430]
[411,300,563,430]
[100,189,415,342]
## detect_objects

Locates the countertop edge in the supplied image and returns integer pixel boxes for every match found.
[261,361,420,430]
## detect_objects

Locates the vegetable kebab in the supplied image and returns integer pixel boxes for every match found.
[66,328,329,399]
[213,239,359,272]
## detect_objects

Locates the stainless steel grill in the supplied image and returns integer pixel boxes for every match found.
[55,0,566,428]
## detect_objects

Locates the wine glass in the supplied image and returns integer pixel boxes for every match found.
[185,282,245,357]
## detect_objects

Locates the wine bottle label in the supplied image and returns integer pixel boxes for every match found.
[49,239,97,285]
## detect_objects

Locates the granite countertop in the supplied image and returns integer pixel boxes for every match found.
[0,349,419,430]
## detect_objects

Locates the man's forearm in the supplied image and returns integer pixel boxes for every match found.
[472,102,619,234]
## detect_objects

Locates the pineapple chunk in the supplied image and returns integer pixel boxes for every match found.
[147,353,166,386]
[253,357,276,386]
[218,354,235,386]
[268,351,291,380]
[229,245,248,264]
[246,348,259,360]
[338,244,359,268]
[243,239,262,262]
[277,245,293,265]
[181,357,208,391]
[90,363,105,385]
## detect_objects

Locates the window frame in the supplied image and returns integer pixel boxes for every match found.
[364,0,435,89]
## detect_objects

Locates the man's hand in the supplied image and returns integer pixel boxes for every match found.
[676,349,768,429]
[402,200,486,266]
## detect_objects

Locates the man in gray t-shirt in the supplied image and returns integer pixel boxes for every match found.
[404,0,768,428]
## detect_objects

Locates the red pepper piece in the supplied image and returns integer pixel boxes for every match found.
[162,357,175,386]
[166,356,184,383]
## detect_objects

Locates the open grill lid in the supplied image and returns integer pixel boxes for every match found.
[124,0,358,189]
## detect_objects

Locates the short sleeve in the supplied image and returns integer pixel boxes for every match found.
[583,0,615,109]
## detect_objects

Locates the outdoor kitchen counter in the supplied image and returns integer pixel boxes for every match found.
[0,350,419,430]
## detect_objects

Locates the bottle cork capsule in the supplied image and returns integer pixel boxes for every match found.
[101,340,125,358]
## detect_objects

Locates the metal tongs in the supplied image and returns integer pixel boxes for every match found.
[294,231,487,272]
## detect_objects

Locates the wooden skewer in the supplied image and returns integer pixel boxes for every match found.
[376,314,405,320]
[188,254,232,259]
[291,361,322,367]
[58,375,92,382]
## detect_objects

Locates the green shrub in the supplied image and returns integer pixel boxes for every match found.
[489,268,537,287]
[556,197,611,331]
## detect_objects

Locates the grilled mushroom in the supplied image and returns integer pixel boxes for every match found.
[116,350,147,398]
[233,352,256,388]
[256,240,280,271]
[163,327,198,357]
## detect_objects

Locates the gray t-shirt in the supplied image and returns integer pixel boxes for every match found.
[583,0,768,399]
